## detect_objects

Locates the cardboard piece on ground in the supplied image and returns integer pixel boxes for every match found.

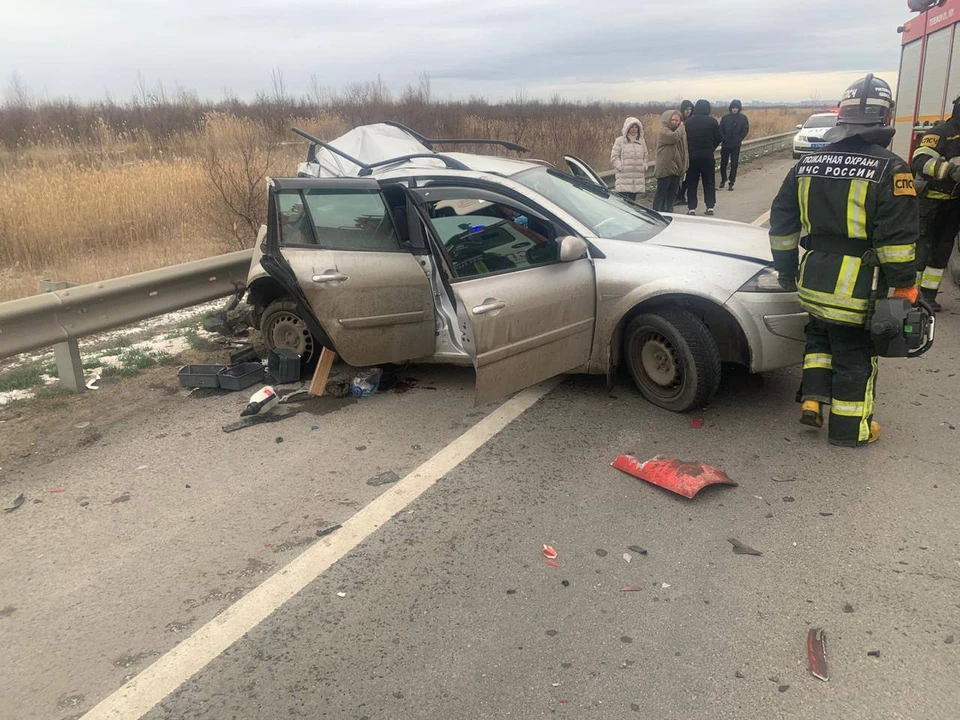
[309,348,337,397]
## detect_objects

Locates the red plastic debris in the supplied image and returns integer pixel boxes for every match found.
[559,699,569,705]
[807,628,829,681]
[543,544,558,560]
[47,488,67,493]
[263,543,273,548]
[690,418,704,429]
[546,560,561,568]
[621,585,643,592]
[611,455,738,499]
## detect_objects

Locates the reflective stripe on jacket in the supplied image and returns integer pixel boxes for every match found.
[768,136,919,326]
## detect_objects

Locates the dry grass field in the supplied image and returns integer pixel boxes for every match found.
[0,89,816,302]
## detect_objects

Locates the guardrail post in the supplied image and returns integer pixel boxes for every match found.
[40,279,85,393]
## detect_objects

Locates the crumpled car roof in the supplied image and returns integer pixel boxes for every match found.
[298,123,449,178]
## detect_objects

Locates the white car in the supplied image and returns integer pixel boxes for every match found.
[243,123,806,412]
[793,112,839,158]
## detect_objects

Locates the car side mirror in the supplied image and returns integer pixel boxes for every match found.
[558,235,588,262]
[796,124,803,130]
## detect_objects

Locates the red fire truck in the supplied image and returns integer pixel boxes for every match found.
[894,0,960,159]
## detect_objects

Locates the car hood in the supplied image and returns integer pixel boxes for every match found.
[644,214,772,264]
[798,126,832,139]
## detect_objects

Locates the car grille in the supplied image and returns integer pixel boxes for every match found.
[803,136,826,144]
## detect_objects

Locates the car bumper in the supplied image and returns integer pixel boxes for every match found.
[725,292,807,372]
[793,141,830,154]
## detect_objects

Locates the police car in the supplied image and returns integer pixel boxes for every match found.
[792,112,839,159]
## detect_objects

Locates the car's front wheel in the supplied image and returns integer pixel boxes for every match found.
[259,299,319,368]
[624,309,722,412]
[793,150,801,159]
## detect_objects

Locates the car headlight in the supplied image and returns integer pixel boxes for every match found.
[738,267,793,293]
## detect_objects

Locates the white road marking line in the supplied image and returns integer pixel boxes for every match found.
[752,210,771,227]
[82,378,561,719]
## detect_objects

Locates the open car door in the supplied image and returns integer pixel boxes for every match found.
[410,184,596,405]
[260,177,435,367]
[564,155,608,188]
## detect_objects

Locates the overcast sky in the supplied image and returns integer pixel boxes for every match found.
[0,0,914,103]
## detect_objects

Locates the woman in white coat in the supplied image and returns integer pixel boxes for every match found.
[611,116,649,201]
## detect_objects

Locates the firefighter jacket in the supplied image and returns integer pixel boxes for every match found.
[769,136,919,327]
[911,117,960,200]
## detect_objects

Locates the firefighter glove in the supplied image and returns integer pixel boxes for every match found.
[948,157,960,182]
[892,286,920,305]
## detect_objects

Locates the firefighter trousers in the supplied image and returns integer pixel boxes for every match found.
[916,197,960,296]
[800,317,878,447]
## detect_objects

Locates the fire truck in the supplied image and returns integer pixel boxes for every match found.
[893,0,960,160]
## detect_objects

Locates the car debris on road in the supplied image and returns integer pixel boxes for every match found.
[808,628,829,681]
[612,455,738,498]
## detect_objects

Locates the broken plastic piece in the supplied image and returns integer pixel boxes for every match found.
[620,585,643,592]
[222,410,298,433]
[808,628,829,681]
[542,545,558,560]
[728,537,762,556]
[3,493,25,513]
[622,553,632,563]
[315,524,342,538]
[867,650,881,658]
[690,417,704,429]
[611,455,737,499]
[546,560,561,568]
[627,545,647,555]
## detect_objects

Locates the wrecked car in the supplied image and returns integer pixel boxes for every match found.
[240,122,805,411]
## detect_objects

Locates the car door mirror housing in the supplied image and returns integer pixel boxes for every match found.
[558,235,588,263]
[796,124,803,130]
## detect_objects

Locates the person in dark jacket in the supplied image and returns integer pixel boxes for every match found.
[683,99,723,215]
[719,99,750,190]
[910,95,960,311]
[676,99,696,205]
[768,74,918,447]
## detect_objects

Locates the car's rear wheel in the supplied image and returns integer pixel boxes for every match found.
[259,299,318,368]
[624,309,722,412]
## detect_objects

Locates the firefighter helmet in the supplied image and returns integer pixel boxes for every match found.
[836,74,895,126]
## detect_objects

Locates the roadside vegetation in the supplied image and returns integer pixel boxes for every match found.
[0,73,819,302]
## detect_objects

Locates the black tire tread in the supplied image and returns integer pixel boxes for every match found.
[259,298,319,368]
[625,307,722,411]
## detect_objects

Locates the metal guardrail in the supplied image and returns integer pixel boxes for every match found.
[0,129,798,389]
[597,130,797,187]
[0,250,252,388]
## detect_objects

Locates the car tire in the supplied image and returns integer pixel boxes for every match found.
[624,309,722,412]
[792,151,801,160]
[259,299,319,368]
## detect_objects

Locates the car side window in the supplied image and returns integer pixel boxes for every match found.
[277,192,316,246]
[280,188,400,251]
[424,195,559,279]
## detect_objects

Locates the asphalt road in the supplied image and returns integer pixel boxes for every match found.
[2,155,959,720]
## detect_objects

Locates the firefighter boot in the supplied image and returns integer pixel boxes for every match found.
[800,400,823,429]
[920,288,942,313]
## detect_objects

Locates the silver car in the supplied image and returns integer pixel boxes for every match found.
[244,123,806,411]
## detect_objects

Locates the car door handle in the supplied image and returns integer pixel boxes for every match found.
[472,300,506,315]
[312,272,348,284]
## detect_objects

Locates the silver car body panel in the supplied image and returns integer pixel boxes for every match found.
[248,124,806,399]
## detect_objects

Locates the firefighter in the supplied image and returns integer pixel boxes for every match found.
[768,74,919,448]
[910,95,960,312]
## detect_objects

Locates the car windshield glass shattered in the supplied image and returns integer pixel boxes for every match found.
[513,167,666,242]
[804,115,837,128]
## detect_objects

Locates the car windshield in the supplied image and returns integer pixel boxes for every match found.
[512,167,666,242]
[804,115,837,128]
